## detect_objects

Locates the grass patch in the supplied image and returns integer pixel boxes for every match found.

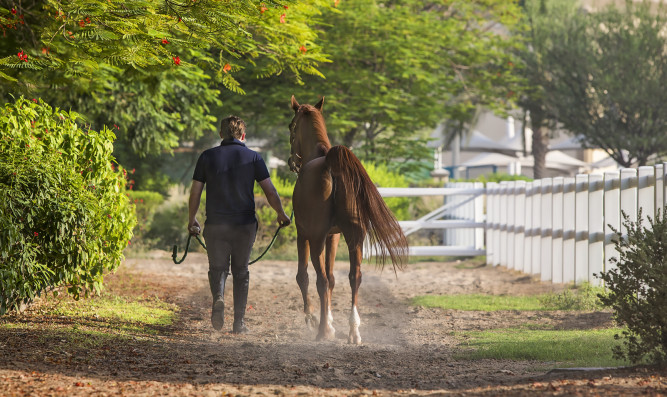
[454,328,629,368]
[412,294,546,311]
[412,283,608,311]
[43,294,177,327]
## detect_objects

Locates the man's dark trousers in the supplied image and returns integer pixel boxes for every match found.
[203,222,256,332]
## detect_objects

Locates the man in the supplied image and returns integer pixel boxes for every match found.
[188,115,291,334]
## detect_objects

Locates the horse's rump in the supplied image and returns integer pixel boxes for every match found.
[325,145,408,270]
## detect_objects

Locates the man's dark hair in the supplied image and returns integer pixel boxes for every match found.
[220,116,246,140]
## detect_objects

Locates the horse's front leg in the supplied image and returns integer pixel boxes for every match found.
[296,233,317,330]
[325,233,340,335]
[311,237,335,341]
[348,242,363,345]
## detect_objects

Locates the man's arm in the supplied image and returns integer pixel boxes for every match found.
[188,180,205,235]
[258,178,291,226]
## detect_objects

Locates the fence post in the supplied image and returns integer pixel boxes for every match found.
[620,168,638,237]
[514,181,526,272]
[638,166,655,228]
[604,171,621,276]
[531,179,542,275]
[655,164,664,216]
[562,177,576,284]
[485,182,498,266]
[506,181,516,269]
[552,177,564,284]
[474,182,485,250]
[575,174,589,284]
[523,181,533,274]
[588,174,604,286]
[540,178,553,281]
[499,181,509,268]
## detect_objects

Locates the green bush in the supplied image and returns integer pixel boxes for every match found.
[539,282,607,311]
[0,97,136,314]
[597,210,667,364]
[455,172,533,184]
[127,190,164,245]
[362,161,410,220]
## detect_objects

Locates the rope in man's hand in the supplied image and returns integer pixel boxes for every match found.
[171,212,294,265]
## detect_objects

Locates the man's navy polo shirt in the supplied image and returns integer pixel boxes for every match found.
[192,138,270,225]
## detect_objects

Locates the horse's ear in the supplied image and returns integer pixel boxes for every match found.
[314,96,324,112]
[291,95,300,112]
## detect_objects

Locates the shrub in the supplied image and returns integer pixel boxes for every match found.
[0,97,136,314]
[539,282,607,311]
[597,210,667,364]
[362,161,410,220]
[126,190,164,245]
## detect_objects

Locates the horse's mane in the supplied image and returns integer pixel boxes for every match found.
[301,105,331,154]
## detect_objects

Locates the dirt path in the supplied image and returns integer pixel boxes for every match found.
[1,251,665,396]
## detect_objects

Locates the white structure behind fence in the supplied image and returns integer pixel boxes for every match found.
[486,164,667,285]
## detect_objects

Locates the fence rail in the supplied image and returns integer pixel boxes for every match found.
[486,164,666,285]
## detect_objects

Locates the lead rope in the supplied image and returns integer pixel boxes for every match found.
[171,211,294,265]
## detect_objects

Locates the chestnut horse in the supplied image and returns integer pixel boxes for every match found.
[288,95,408,344]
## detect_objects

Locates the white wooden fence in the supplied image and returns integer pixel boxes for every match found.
[486,164,666,285]
[377,184,485,257]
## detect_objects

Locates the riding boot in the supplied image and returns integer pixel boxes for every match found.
[208,270,228,331]
[232,272,250,334]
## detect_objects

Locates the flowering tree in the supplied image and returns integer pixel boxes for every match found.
[0,0,332,156]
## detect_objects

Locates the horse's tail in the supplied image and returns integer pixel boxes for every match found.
[325,145,408,271]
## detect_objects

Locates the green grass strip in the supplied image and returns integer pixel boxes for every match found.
[412,294,547,311]
[455,328,629,368]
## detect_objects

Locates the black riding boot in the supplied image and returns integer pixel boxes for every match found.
[232,272,250,334]
[208,270,229,331]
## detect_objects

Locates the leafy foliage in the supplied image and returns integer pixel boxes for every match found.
[126,190,164,246]
[539,1,667,167]
[0,97,136,314]
[598,210,667,364]
[221,0,525,171]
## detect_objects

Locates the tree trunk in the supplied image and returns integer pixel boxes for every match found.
[531,125,549,180]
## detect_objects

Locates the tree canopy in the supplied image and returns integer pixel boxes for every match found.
[1,0,332,157]
[543,0,667,167]
[220,0,524,176]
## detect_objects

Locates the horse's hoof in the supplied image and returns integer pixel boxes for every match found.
[348,331,362,345]
[305,314,319,330]
[316,327,336,341]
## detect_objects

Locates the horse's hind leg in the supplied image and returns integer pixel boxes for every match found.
[347,241,363,345]
[311,236,336,341]
[296,233,318,329]
[324,233,340,335]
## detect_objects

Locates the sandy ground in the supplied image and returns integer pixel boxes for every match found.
[0,251,665,396]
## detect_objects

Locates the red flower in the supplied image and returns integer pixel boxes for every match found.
[85,17,91,23]
[161,38,169,44]
[280,13,286,23]
[223,63,231,73]
[131,168,135,174]
[334,0,340,7]
[79,20,85,27]
[11,8,16,14]
[17,51,28,61]
[173,56,181,65]
[33,232,38,237]
[32,98,37,103]
[299,45,307,54]
[41,47,50,54]
[260,6,268,13]
[283,5,289,9]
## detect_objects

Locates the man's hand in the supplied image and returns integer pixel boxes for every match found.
[277,213,291,227]
[189,219,201,235]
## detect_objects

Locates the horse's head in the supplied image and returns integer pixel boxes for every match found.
[288,95,325,173]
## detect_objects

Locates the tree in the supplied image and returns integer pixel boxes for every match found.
[516,0,581,179]
[544,0,667,167]
[0,1,332,158]
[220,0,524,176]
